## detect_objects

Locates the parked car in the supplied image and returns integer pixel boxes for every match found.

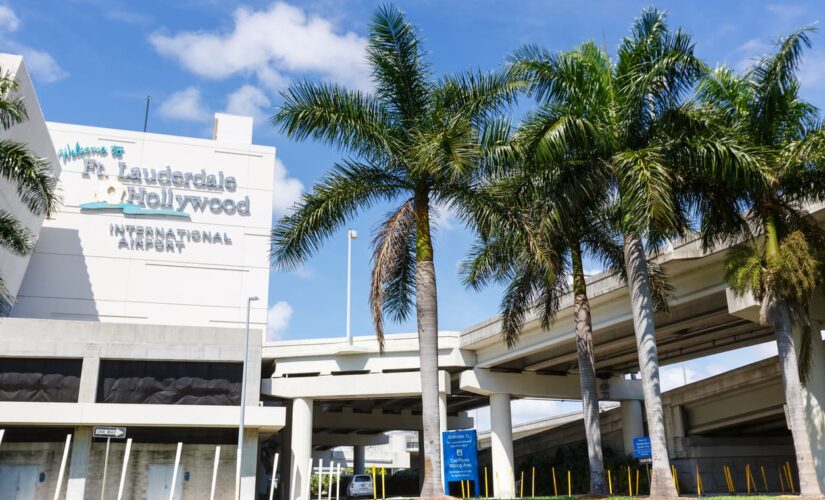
[347,474,374,498]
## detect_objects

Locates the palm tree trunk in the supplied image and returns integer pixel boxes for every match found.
[571,243,607,494]
[773,303,823,496]
[414,191,444,498]
[622,232,677,498]
[764,215,822,496]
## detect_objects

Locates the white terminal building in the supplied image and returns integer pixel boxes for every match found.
[1,53,825,499]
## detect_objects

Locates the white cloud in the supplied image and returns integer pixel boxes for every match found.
[0,5,67,83]
[432,201,459,231]
[267,300,293,340]
[226,84,272,124]
[733,38,772,71]
[158,87,210,122]
[14,45,67,83]
[272,158,304,216]
[0,5,20,32]
[799,52,825,89]
[149,1,370,91]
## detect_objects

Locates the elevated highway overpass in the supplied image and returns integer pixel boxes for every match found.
[261,203,825,498]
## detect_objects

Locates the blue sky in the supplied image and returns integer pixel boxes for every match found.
[5,0,825,425]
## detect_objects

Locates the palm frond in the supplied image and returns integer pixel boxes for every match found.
[0,140,60,216]
[0,210,34,255]
[370,199,417,352]
[367,4,430,128]
[271,160,407,270]
[0,72,27,130]
[273,82,396,160]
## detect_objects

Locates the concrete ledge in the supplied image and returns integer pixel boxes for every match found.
[263,370,451,399]
[458,368,643,400]
[0,402,286,431]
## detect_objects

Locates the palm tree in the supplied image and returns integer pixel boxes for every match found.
[269,5,518,497]
[694,28,825,496]
[462,172,618,495]
[462,77,671,494]
[0,70,60,312]
[507,11,755,497]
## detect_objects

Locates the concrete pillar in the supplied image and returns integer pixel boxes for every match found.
[280,408,293,500]
[621,399,645,456]
[65,427,92,499]
[417,430,425,491]
[439,392,448,434]
[240,429,259,500]
[78,356,100,403]
[290,398,313,500]
[489,393,515,499]
[353,445,365,474]
[800,319,825,490]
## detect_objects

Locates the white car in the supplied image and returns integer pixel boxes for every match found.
[347,474,374,498]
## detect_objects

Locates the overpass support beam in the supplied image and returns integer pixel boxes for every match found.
[353,445,365,474]
[459,368,643,401]
[291,398,313,500]
[490,393,515,499]
[621,399,644,456]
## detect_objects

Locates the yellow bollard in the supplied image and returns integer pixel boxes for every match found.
[671,464,680,494]
[608,470,613,496]
[627,466,632,497]
[786,461,795,494]
[567,470,572,497]
[635,468,640,497]
[531,467,535,498]
[381,467,386,500]
[724,465,733,493]
[695,464,702,497]
[551,467,557,497]
[746,464,751,495]
[461,480,466,499]
[484,466,489,498]
[520,470,524,498]
[371,465,377,500]
[760,465,768,492]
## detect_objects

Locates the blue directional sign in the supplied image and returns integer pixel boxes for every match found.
[442,429,480,496]
[633,436,652,459]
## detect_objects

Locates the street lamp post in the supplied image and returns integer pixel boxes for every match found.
[235,296,259,500]
[346,229,358,344]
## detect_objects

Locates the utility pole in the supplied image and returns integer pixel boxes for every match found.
[143,95,152,132]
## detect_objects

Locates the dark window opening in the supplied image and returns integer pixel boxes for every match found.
[97,360,242,405]
[0,358,81,403]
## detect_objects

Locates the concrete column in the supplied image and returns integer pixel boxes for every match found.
[65,427,92,499]
[353,445,365,474]
[280,407,293,500]
[489,393,515,499]
[240,429,259,500]
[439,392,448,433]
[78,356,100,403]
[621,399,645,456]
[290,398,313,500]
[417,430,425,491]
[800,320,825,490]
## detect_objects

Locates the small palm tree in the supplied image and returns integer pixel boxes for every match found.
[507,11,754,497]
[269,5,518,497]
[695,28,825,496]
[463,173,618,495]
[0,70,60,312]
